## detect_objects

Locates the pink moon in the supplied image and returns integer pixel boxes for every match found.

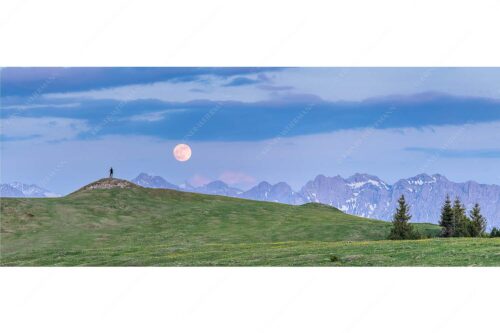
[173,144,192,162]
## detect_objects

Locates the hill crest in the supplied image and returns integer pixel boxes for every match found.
[74,178,140,193]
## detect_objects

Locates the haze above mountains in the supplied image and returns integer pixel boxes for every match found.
[2,172,499,228]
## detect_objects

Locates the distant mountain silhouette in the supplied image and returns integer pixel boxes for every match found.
[131,173,179,190]
[0,182,60,198]
[131,172,500,228]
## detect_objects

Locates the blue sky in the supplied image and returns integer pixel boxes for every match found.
[1,67,500,194]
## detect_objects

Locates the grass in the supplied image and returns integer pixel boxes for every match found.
[1,186,498,266]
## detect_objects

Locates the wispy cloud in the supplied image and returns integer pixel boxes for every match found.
[406,147,500,158]
[43,74,278,103]
[0,117,89,141]
[188,174,211,187]
[222,77,260,87]
[127,111,168,122]
[4,93,500,142]
[1,67,281,97]
[1,102,80,110]
[126,109,186,122]
[258,84,294,91]
[219,171,256,186]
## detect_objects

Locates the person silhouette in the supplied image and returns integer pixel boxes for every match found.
[109,167,114,178]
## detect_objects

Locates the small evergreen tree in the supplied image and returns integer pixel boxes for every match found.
[439,195,454,237]
[491,227,500,238]
[469,203,486,237]
[453,197,470,237]
[388,195,419,240]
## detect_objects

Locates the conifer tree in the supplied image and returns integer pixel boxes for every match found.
[388,195,419,240]
[469,203,486,237]
[439,195,454,237]
[452,197,470,237]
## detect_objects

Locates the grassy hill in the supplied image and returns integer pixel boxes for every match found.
[1,180,498,266]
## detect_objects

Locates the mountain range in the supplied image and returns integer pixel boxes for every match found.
[2,172,499,228]
[131,172,500,228]
[0,182,60,198]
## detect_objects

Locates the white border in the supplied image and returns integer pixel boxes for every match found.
[1,0,500,66]
[1,268,500,333]
[1,1,500,332]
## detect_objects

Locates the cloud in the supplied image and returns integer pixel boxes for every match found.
[127,111,169,122]
[258,85,294,91]
[43,74,278,103]
[266,67,500,102]
[189,88,206,93]
[1,67,282,97]
[5,68,500,105]
[188,174,211,187]
[125,109,186,122]
[222,77,260,87]
[0,117,89,141]
[218,171,256,186]
[4,93,500,142]
[405,147,500,158]
[1,102,80,110]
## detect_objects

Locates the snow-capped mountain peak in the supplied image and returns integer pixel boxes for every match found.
[0,182,60,198]
[346,173,389,190]
[239,180,304,204]
[131,173,179,190]
[405,173,438,186]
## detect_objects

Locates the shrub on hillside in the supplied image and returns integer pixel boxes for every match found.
[490,227,500,238]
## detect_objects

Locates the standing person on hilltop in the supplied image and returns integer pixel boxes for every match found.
[109,167,114,179]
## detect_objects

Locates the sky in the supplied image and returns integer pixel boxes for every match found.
[1,67,500,194]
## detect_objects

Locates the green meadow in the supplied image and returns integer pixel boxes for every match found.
[1,184,498,266]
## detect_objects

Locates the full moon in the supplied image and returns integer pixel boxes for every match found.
[173,143,192,162]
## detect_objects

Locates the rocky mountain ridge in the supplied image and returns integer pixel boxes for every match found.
[131,172,500,228]
[0,182,60,198]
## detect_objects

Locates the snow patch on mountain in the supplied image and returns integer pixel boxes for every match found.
[0,182,60,198]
